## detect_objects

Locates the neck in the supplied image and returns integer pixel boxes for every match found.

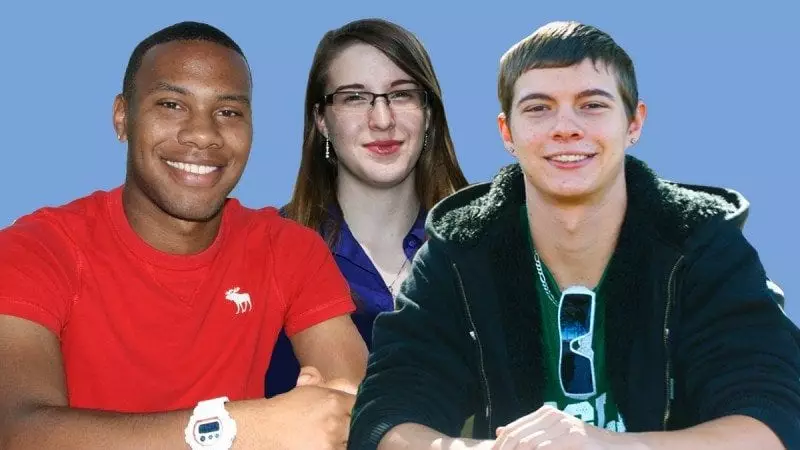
[336,170,420,249]
[122,184,222,255]
[526,173,627,289]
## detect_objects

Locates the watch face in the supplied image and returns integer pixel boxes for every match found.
[194,418,223,445]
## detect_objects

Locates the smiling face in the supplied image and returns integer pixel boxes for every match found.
[499,58,645,204]
[113,39,252,222]
[316,43,429,190]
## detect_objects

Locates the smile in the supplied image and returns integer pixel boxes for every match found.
[164,160,220,175]
[547,154,594,163]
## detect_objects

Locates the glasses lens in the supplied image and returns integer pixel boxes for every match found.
[559,292,594,397]
[560,347,595,395]
[560,293,591,338]
[331,92,372,110]
[388,90,426,110]
[328,90,427,112]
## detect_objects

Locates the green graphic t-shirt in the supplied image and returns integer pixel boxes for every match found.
[521,206,626,432]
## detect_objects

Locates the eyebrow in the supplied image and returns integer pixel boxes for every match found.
[148,81,251,106]
[218,94,251,106]
[332,79,420,93]
[148,81,189,96]
[516,88,616,107]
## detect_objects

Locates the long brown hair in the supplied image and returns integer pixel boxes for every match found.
[284,18,468,247]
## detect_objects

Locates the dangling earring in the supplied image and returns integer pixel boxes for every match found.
[325,138,331,160]
[423,132,429,151]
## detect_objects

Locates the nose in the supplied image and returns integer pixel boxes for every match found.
[368,97,395,131]
[550,109,584,142]
[177,111,224,150]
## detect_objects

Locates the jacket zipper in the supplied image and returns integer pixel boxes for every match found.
[662,255,683,430]
[452,263,493,436]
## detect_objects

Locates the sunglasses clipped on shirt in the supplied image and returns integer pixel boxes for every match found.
[558,285,597,400]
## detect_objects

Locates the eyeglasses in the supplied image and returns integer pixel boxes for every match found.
[558,285,596,400]
[322,89,428,113]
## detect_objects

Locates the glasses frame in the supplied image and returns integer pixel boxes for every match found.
[557,285,597,400]
[321,88,429,113]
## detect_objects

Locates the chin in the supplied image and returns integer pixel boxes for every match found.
[368,175,413,190]
[161,198,226,223]
[541,183,598,202]
[365,166,415,188]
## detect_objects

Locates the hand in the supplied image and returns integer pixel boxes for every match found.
[254,382,355,450]
[492,405,612,450]
[296,365,359,395]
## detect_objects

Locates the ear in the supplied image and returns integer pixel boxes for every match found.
[313,103,329,140]
[625,100,647,149]
[498,112,516,156]
[112,94,128,142]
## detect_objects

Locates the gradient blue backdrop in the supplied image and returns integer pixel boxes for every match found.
[2,1,797,322]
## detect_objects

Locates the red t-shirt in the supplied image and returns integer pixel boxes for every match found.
[0,187,354,412]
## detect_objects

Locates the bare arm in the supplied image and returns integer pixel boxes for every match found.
[629,416,783,450]
[290,314,368,393]
[378,424,493,450]
[0,315,354,450]
[376,412,783,450]
[490,406,783,450]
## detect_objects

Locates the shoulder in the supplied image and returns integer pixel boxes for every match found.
[1,190,110,252]
[427,164,523,246]
[223,199,326,252]
[624,156,750,248]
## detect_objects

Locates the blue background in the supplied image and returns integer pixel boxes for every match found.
[1,1,797,322]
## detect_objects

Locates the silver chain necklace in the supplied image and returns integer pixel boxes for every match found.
[387,258,410,296]
[533,250,559,307]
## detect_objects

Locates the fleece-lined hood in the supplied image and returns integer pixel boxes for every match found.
[427,155,749,248]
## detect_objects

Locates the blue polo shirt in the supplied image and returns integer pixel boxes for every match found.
[265,209,426,397]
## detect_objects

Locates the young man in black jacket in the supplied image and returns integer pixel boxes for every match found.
[349,21,800,450]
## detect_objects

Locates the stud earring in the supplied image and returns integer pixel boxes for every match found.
[630,137,638,145]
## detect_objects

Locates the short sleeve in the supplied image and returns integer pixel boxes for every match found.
[0,213,79,337]
[272,222,354,337]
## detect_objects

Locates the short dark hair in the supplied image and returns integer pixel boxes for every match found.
[122,21,247,103]
[499,21,638,122]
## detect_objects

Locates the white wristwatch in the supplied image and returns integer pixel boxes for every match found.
[184,397,237,450]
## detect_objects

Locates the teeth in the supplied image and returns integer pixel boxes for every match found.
[551,154,589,163]
[165,160,218,175]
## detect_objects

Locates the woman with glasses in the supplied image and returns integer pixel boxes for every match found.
[265,18,468,398]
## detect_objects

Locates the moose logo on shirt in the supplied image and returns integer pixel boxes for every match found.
[225,287,252,314]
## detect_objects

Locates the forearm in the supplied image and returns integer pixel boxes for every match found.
[292,317,368,392]
[2,399,273,450]
[319,357,366,392]
[378,423,494,450]
[622,416,783,450]
[3,403,191,450]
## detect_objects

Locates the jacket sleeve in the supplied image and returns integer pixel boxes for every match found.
[348,240,480,450]
[676,218,800,448]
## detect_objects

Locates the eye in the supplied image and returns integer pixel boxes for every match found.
[157,101,181,110]
[340,92,368,103]
[218,109,242,118]
[523,104,549,113]
[390,90,412,99]
[582,102,608,110]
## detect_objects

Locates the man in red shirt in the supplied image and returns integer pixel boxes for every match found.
[0,21,367,450]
